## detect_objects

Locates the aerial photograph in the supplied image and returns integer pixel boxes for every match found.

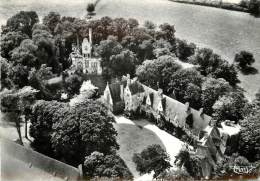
[0,0,259,180]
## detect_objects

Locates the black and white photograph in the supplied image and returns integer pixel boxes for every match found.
[0,0,259,180]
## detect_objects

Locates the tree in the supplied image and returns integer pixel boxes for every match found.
[192,48,239,85]
[43,12,61,34]
[28,64,56,100]
[50,100,119,165]
[158,167,191,180]
[248,0,260,16]
[138,39,155,61]
[111,18,130,41]
[152,38,172,58]
[97,36,123,65]
[212,61,239,86]
[201,77,232,115]
[174,148,203,178]
[176,39,196,61]
[255,89,260,106]
[234,51,255,70]
[1,86,38,144]
[9,64,30,88]
[64,74,83,97]
[133,144,171,178]
[213,154,254,179]
[121,35,139,53]
[212,91,247,124]
[238,108,260,161]
[169,68,203,105]
[30,100,68,156]
[32,28,59,71]
[157,23,176,45]
[110,50,136,77]
[0,31,29,58]
[4,11,39,37]
[0,57,13,90]
[184,83,202,109]
[136,55,181,93]
[84,152,132,178]
[11,39,38,67]
[86,3,95,15]
[144,20,156,30]
[128,18,139,29]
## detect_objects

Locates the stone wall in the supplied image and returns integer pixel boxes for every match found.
[2,139,81,181]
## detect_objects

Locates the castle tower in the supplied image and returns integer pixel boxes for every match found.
[82,28,93,58]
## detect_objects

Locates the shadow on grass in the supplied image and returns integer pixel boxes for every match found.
[114,123,166,177]
[240,66,259,75]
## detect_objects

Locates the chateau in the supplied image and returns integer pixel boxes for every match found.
[103,74,230,178]
[69,28,102,75]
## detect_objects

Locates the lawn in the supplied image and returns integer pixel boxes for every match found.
[113,116,184,179]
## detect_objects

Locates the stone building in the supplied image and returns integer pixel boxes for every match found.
[103,81,125,113]
[102,75,235,178]
[123,75,145,112]
[69,28,102,75]
[103,75,211,134]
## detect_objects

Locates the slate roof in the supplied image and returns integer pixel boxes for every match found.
[108,82,122,104]
[142,83,212,132]
[128,81,145,95]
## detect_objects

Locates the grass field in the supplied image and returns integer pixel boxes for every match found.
[114,116,183,179]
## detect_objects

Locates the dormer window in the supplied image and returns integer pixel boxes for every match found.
[146,95,151,106]
[157,101,163,112]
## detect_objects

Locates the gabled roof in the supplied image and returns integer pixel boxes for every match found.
[108,82,122,103]
[128,81,144,95]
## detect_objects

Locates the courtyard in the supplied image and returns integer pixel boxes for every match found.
[113,115,184,179]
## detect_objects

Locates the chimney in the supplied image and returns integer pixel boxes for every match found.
[157,88,163,98]
[185,102,190,113]
[89,28,92,45]
[120,84,124,100]
[89,28,92,57]
[199,108,204,117]
[157,82,163,99]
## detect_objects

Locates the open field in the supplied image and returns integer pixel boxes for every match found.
[0,0,259,100]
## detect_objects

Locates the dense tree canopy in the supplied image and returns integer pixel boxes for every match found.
[1,31,29,58]
[110,50,137,77]
[212,91,247,123]
[0,57,13,89]
[248,0,260,16]
[191,48,239,85]
[3,11,39,37]
[238,108,260,161]
[84,151,132,178]
[97,36,123,64]
[201,77,232,115]
[43,12,61,34]
[175,39,196,61]
[30,99,119,166]
[30,100,68,156]
[169,68,203,108]
[234,50,255,70]
[133,144,171,178]
[136,55,181,93]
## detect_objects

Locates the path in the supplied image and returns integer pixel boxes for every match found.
[113,115,184,180]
